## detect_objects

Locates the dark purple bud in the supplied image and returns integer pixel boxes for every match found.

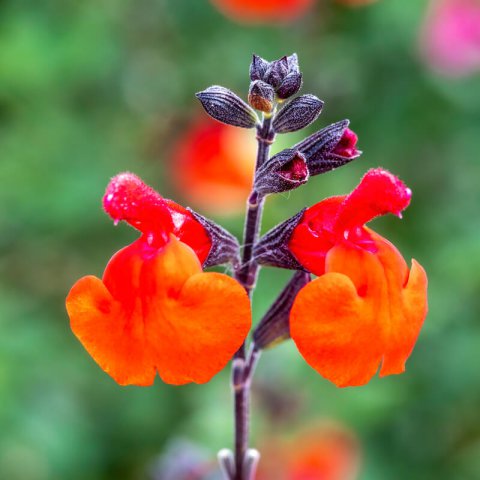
[264,56,289,89]
[196,86,258,129]
[253,209,307,270]
[253,271,311,349]
[272,94,324,133]
[294,120,361,175]
[276,72,303,100]
[254,149,309,195]
[248,80,275,113]
[250,54,270,81]
[188,208,240,268]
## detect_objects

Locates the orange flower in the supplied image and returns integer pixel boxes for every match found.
[210,0,315,24]
[289,169,428,387]
[257,422,360,480]
[66,173,251,386]
[171,116,256,215]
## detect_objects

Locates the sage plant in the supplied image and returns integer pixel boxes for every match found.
[66,54,428,480]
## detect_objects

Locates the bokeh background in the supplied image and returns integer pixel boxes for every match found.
[1,0,480,478]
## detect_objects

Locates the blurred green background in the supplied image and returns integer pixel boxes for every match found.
[1,0,480,478]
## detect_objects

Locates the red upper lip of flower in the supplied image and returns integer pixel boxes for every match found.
[290,168,412,274]
[103,172,174,248]
[103,172,212,264]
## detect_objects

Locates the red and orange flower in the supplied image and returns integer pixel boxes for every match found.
[287,169,428,387]
[66,173,251,386]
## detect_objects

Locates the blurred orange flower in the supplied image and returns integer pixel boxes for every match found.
[289,169,428,387]
[210,0,315,23]
[66,173,251,386]
[171,116,256,215]
[257,422,360,480]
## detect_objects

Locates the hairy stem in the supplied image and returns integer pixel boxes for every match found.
[231,115,274,480]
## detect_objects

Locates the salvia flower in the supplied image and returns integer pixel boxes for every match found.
[287,168,428,387]
[66,173,251,386]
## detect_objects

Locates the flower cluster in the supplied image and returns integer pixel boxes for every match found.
[66,52,428,480]
[67,54,427,389]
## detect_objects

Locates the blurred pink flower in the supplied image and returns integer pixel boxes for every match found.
[421,0,480,76]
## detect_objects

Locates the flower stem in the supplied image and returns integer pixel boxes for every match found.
[231,115,274,480]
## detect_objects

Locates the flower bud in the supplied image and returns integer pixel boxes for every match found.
[294,120,361,176]
[249,54,270,81]
[272,94,324,133]
[276,71,303,100]
[248,80,275,113]
[253,271,311,349]
[254,149,309,195]
[253,209,306,270]
[196,85,259,128]
[264,56,289,88]
[248,53,303,101]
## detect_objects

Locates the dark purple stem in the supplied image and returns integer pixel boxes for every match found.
[231,115,274,480]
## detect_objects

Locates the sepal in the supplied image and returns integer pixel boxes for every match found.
[188,209,241,268]
[254,149,309,195]
[294,120,361,175]
[253,271,311,349]
[272,94,324,133]
[264,56,289,88]
[253,209,307,270]
[250,54,270,81]
[196,86,259,129]
[276,72,303,100]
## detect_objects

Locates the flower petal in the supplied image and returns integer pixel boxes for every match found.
[290,246,384,387]
[379,258,428,376]
[291,238,428,387]
[148,271,252,385]
[66,275,156,386]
